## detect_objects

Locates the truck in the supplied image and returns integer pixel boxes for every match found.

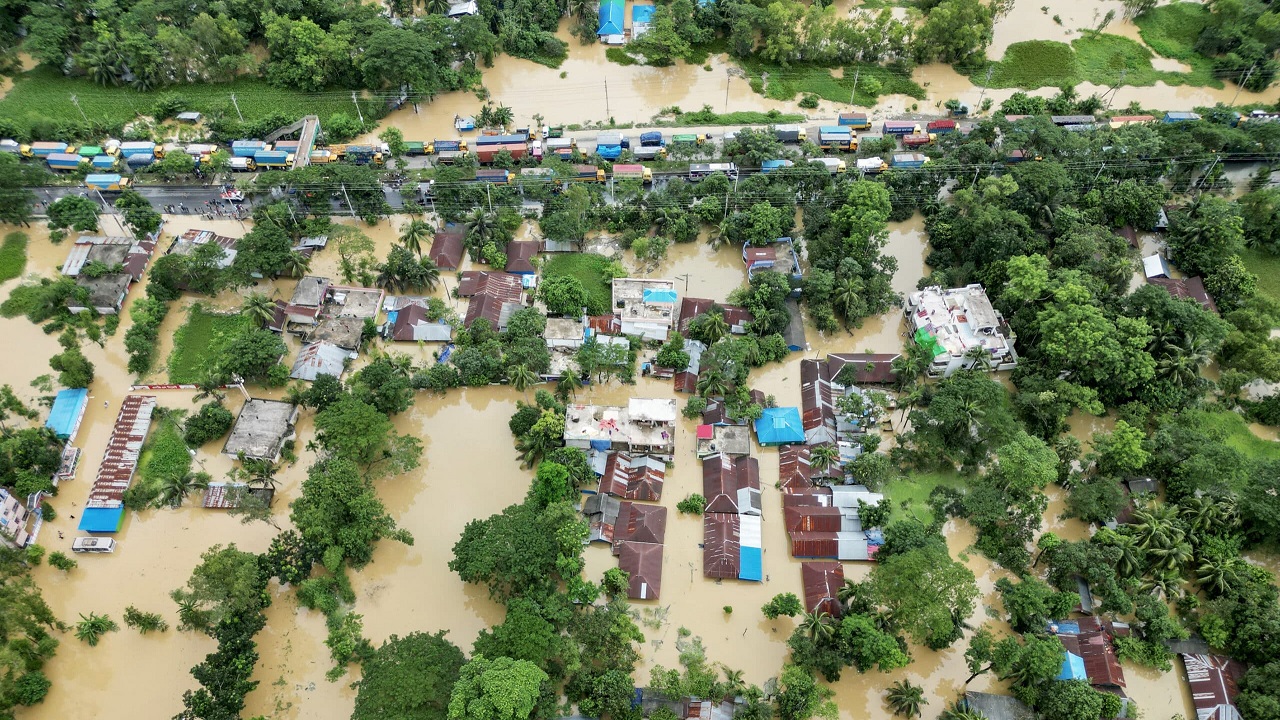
[345,145,384,166]
[838,113,871,130]
[891,152,929,169]
[77,145,104,158]
[818,126,854,151]
[639,131,665,147]
[903,133,935,148]
[595,132,626,160]
[308,149,335,164]
[427,139,467,154]
[1005,149,1041,163]
[688,162,738,182]
[612,164,653,183]
[774,125,806,143]
[90,155,117,170]
[476,133,529,146]
[812,157,847,175]
[572,165,606,183]
[0,139,18,154]
[632,145,667,160]
[671,133,705,148]
[926,119,957,134]
[232,140,266,157]
[762,159,794,173]
[125,153,156,169]
[1051,115,1096,127]
[85,173,130,192]
[474,168,511,184]
[275,140,301,152]
[531,141,543,160]
[547,126,565,138]
[47,153,87,170]
[22,142,71,158]
[228,157,257,171]
[856,157,887,174]
[404,141,426,156]
[883,121,919,136]
[253,150,292,169]
[546,138,575,157]
[1163,111,1202,123]
[119,141,160,159]
[476,142,528,163]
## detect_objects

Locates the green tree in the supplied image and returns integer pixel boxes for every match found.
[74,612,118,646]
[762,592,804,619]
[314,395,421,471]
[46,195,100,232]
[447,654,547,720]
[450,500,586,602]
[113,190,162,239]
[399,218,432,256]
[868,544,978,649]
[1091,419,1149,475]
[913,0,994,62]
[995,577,1078,633]
[885,680,926,718]
[169,544,264,633]
[240,292,277,328]
[290,459,412,567]
[353,631,466,720]
[775,663,837,720]
[627,4,690,65]
[538,276,589,317]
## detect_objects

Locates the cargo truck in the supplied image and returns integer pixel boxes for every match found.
[0,139,18,154]
[309,150,335,164]
[547,126,565,138]
[78,145,103,158]
[90,155,116,170]
[572,165,606,182]
[345,145,385,166]
[838,113,871,130]
[404,141,426,156]
[688,162,738,181]
[903,133,935,148]
[546,138,575,157]
[228,157,257,171]
[474,169,511,184]
[595,132,625,160]
[883,121,918,136]
[762,159,794,173]
[818,127,854,151]
[427,139,467,154]
[856,157,887,174]
[531,141,543,160]
[476,133,529,146]
[476,143,528,163]
[774,125,806,143]
[275,140,301,152]
[632,145,667,160]
[891,153,929,168]
[22,142,71,158]
[47,153,87,170]
[1163,111,1201,123]
[253,150,292,169]
[926,119,957,134]
[185,143,217,157]
[812,157,846,174]
[640,131,665,147]
[612,164,653,183]
[125,153,156,169]
[232,140,266,157]
[85,174,130,192]
[671,133,705,148]
[119,141,160,159]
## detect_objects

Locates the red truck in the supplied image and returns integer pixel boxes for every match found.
[475,142,528,164]
[926,119,957,133]
[903,133,935,148]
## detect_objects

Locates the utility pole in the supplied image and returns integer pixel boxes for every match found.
[849,68,860,106]
[1201,154,1221,191]
[486,183,493,212]
[1091,161,1106,188]
[976,67,993,115]
[70,94,88,123]
[340,183,356,218]
[604,78,611,120]
[1232,63,1257,106]
[725,69,730,113]
[1105,69,1127,110]
[351,92,365,126]
[230,93,244,123]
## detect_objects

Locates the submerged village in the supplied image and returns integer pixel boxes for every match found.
[4,1,1280,720]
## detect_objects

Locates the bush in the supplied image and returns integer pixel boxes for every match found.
[683,396,708,419]
[761,592,803,619]
[676,494,706,515]
[48,551,77,572]
[183,402,235,447]
[0,232,28,282]
[799,94,820,109]
[123,606,170,633]
[325,112,363,142]
[13,671,51,706]
[25,544,45,565]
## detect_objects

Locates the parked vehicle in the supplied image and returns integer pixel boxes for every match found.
[308,149,335,164]
[474,168,511,184]
[632,145,667,160]
[85,174,130,191]
[1051,115,1097,126]
[404,141,426,156]
[253,150,292,169]
[762,159,794,173]
[475,133,530,146]
[671,133,705,148]
[856,157,887,174]
[640,131,665,147]
[595,132,626,160]
[818,126,854,151]
[774,125,806,143]
[90,155,117,170]
[125,153,156,169]
[1163,111,1202,123]
[883,121,919,136]
[119,141,161,159]
[77,145,104,158]
[232,140,266,157]
[812,157,846,174]
[838,113,871,130]
[22,141,72,158]
[72,537,115,553]
[345,145,385,166]
[546,138,575,157]
[427,139,467,154]
[572,165,606,182]
[891,152,929,168]
[688,162,738,181]
[47,153,87,171]
[926,119,957,133]
[476,143,528,163]
[612,164,653,183]
[903,133,935,148]
[228,157,257,171]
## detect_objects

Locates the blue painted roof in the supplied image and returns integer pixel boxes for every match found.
[755,407,805,445]
[598,0,624,35]
[78,506,124,533]
[45,388,88,439]
[632,3,655,22]
[739,546,763,581]
[643,288,678,303]
[1057,652,1087,681]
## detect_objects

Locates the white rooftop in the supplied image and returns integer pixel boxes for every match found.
[905,284,1012,359]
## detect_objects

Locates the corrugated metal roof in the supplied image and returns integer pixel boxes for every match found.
[1181,654,1245,720]
[778,445,814,493]
[702,455,761,515]
[84,395,156,510]
[612,501,667,546]
[802,561,844,616]
[429,231,465,270]
[617,541,663,600]
[703,512,740,578]
[600,452,665,501]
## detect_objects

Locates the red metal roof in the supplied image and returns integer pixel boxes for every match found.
[616,541,663,600]
[827,353,901,385]
[588,314,621,335]
[800,359,836,444]
[778,444,814,493]
[743,247,776,266]
[789,531,839,559]
[676,297,754,336]
[85,395,156,508]
[599,452,665,501]
[1149,276,1219,314]
[428,231,465,270]
[1058,632,1126,689]
[784,506,842,533]
[783,487,833,507]
[457,270,523,299]
[801,561,844,617]
[505,240,539,274]
[612,501,667,546]
[1181,654,1245,720]
[702,455,761,514]
[703,513,740,578]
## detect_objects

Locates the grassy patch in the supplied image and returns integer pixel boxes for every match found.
[883,470,965,524]
[966,40,1081,89]
[1074,32,1218,88]
[606,47,639,66]
[736,60,925,105]
[543,253,617,316]
[1199,409,1280,464]
[167,306,253,384]
[661,108,807,126]
[0,232,28,282]
[1134,2,1210,64]
[135,417,192,497]
[1240,247,1280,304]
[0,67,365,134]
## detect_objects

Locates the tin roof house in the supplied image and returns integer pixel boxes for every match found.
[599,452,665,501]
[702,455,761,515]
[285,276,330,325]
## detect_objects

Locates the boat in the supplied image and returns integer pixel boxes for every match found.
[454,115,476,131]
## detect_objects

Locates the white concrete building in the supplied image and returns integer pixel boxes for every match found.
[904,284,1017,377]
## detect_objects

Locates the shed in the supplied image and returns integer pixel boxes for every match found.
[739,514,763,581]
[222,399,299,462]
[783,298,807,351]
[631,3,655,36]
[801,561,844,617]
[46,388,89,441]
[1180,653,1245,720]
[458,270,524,299]
[73,273,133,315]
[290,341,349,381]
[1057,651,1087,681]
[778,444,814,493]
[755,407,805,446]
[585,493,622,543]
[598,0,624,35]
[429,231,466,270]
[176,111,202,122]
[616,541,663,600]
[1143,253,1172,279]
[1149,276,1219,314]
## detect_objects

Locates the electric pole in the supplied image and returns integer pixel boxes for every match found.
[976,67,993,115]
[351,92,365,126]
[850,68,860,106]
[1232,63,1257,106]
[1105,69,1126,110]
[725,69,730,113]
[70,94,88,123]
[230,93,244,122]
[340,183,357,218]
[604,78,611,120]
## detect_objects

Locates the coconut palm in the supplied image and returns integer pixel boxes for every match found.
[886,680,927,719]
[1156,333,1212,388]
[800,611,835,641]
[1132,502,1184,551]
[696,369,730,399]
[1108,532,1144,579]
[283,383,309,409]
[964,345,992,371]
[557,372,583,401]
[284,250,311,279]
[508,364,539,393]
[891,352,929,392]
[810,443,840,477]
[241,292,277,328]
[833,276,864,321]
[192,374,227,405]
[465,208,498,252]
[423,0,448,14]
[1147,540,1193,575]
[516,429,559,469]
[82,47,123,87]
[242,459,279,491]
[938,701,986,720]
[692,311,730,346]
[156,471,210,508]
[718,666,747,698]
[399,219,432,256]
[1181,494,1238,536]
[1196,555,1246,596]
[1141,571,1185,601]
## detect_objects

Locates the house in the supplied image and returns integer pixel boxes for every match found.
[388,303,453,342]
[464,292,524,330]
[290,341,349,382]
[671,338,706,393]
[45,388,88,442]
[1049,620,1127,691]
[264,299,289,333]
[564,399,678,457]
[677,298,753,336]
[702,512,762,581]
[585,493,622,543]
[905,284,1017,377]
[285,276,330,325]
[1149,276,1219,314]
[62,232,157,283]
[597,0,624,36]
[778,444,814,493]
[459,271,525,329]
[546,317,587,349]
[611,501,667,546]
[1180,654,1246,720]
[446,0,478,16]
[744,238,802,296]
[307,316,365,350]
[429,230,466,270]
[962,692,1036,720]
[506,240,539,275]
[631,3,655,37]
[0,488,37,548]
[755,407,805,446]
[801,562,844,617]
[167,229,238,268]
[326,286,384,319]
[1115,477,1158,525]
[827,353,901,385]
[695,424,752,459]
[701,389,766,425]
[202,482,247,509]
[800,360,837,445]
[78,395,156,533]
[599,452,665,501]
[1143,253,1172,279]
[222,399,299,462]
[72,273,133,315]
[785,485,886,561]
[783,298,807,351]
[613,278,678,341]
[702,455,762,515]
[616,541,662,600]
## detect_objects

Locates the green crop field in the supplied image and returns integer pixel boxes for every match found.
[1240,247,1280,304]
[542,253,618,316]
[737,60,926,106]
[967,33,1220,90]
[0,232,28,283]
[1134,2,1212,65]
[167,305,254,384]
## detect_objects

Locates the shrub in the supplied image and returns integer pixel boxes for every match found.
[183,402,235,447]
[799,94,820,109]
[676,494,706,515]
[761,592,803,619]
[13,671,51,705]
[683,396,708,419]
[123,606,169,633]
[24,544,45,565]
[48,551,77,572]
[74,612,118,645]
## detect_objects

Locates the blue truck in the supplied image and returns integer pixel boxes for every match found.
[232,140,266,157]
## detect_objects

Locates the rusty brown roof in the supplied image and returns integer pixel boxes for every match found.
[616,541,663,600]
[702,455,761,514]
[779,444,814,493]
[612,501,667,546]
[86,395,156,508]
[1181,654,1245,720]
[784,506,842,533]
[703,513,740,579]
[789,531,838,559]
[429,231,466,270]
[599,452,665,501]
[676,297,754,336]
[1149,276,1219,314]
[827,353,901,385]
[457,270,523,299]
[505,240,539,274]
[1058,632,1126,689]
[801,561,844,617]
[800,359,837,444]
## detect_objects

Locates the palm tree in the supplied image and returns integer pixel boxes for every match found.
[938,701,986,720]
[492,104,515,129]
[1156,333,1211,388]
[566,0,591,17]
[284,250,311,279]
[399,219,432,256]
[508,364,539,393]
[1109,532,1144,579]
[837,579,862,610]
[516,430,558,469]
[833,276,863,321]
[718,666,747,698]
[1141,571,1185,601]
[892,352,928,392]
[557,372,583,401]
[694,312,730,346]
[423,0,448,14]
[886,680,927,719]
[1132,502,1184,551]
[243,459,279,491]
[192,374,227,405]
[75,613,119,646]
[1147,540,1193,575]
[465,209,497,253]
[82,47,122,86]
[156,471,210,508]
[800,611,834,641]
[417,257,442,291]
[696,369,729,399]
[241,292,277,328]
[1181,494,1237,536]
[283,383,309,409]
[810,443,840,478]
[1196,555,1245,596]
[963,345,992,371]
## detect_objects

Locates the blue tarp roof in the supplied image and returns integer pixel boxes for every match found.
[78,506,124,533]
[45,388,88,439]
[644,288,678,303]
[755,407,805,445]
[739,546,763,581]
[598,0,624,35]
[632,3,655,22]
[1057,652,1087,681]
